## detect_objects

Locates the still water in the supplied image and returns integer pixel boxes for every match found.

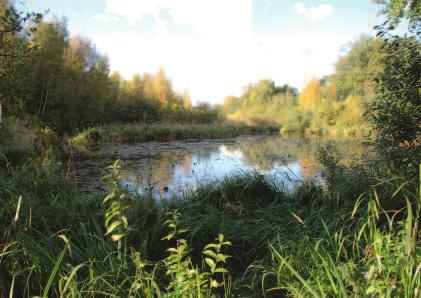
[65,135,365,199]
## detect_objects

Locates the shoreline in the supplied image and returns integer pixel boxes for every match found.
[68,123,280,145]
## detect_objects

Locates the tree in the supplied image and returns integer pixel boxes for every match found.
[369,37,421,177]
[339,95,365,127]
[125,74,145,121]
[222,95,239,113]
[24,20,68,122]
[373,0,420,27]
[153,68,174,105]
[298,79,322,110]
[330,35,385,101]
[58,35,112,131]
[275,84,298,97]
[246,80,276,106]
[369,0,421,178]
[0,0,42,121]
[22,26,113,133]
[182,90,192,109]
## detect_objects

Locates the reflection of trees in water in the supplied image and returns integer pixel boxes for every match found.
[124,154,188,191]
[299,158,319,178]
[74,137,366,196]
[224,141,284,170]
[225,137,315,171]
[149,157,177,189]
[227,136,365,176]
[122,145,216,193]
[182,154,193,175]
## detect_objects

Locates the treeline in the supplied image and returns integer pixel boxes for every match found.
[109,71,218,125]
[0,2,218,135]
[1,0,419,142]
[222,36,385,136]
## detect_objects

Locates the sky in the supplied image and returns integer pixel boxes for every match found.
[25,0,382,104]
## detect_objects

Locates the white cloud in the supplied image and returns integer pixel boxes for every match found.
[95,33,345,104]
[93,0,342,104]
[103,0,253,37]
[94,13,119,23]
[96,0,256,103]
[293,3,333,22]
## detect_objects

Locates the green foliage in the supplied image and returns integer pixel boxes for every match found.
[0,0,42,120]
[262,183,420,297]
[0,1,392,140]
[331,35,385,100]
[102,160,131,248]
[222,36,384,137]
[222,80,300,128]
[368,36,421,178]
[317,143,376,207]
[373,0,421,27]
[161,211,231,296]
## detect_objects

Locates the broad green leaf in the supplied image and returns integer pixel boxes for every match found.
[203,250,217,259]
[214,268,229,273]
[105,221,121,235]
[205,257,215,269]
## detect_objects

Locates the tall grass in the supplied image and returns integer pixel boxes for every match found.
[257,181,420,297]
[69,123,278,146]
[0,151,419,296]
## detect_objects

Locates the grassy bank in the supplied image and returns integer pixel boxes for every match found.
[0,151,418,297]
[69,123,279,146]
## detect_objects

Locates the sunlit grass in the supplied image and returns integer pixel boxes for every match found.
[69,123,278,146]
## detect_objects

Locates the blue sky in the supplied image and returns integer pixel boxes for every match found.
[25,0,382,104]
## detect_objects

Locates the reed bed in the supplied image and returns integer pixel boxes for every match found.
[69,123,279,146]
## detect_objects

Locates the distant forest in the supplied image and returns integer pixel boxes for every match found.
[0,0,417,138]
[221,36,385,136]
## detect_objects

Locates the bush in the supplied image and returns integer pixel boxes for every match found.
[368,36,421,179]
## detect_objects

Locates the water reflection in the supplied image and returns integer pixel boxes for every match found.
[65,135,365,199]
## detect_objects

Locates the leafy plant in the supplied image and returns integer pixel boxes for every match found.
[161,210,231,297]
[202,234,231,289]
[368,36,421,179]
[102,160,132,252]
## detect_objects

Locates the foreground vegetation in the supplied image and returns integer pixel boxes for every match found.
[69,123,278,146]
[0,151,419,297]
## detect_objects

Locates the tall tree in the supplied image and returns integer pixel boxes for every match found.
[153,68,174,105]
[330,35,385,101]
[298,79,322,110]
[0,0,42,121]
[369,0,421,177]
[24,20,67,122]
[182,90,192,109]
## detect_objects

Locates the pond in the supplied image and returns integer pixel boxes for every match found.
[64,135,366,199]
